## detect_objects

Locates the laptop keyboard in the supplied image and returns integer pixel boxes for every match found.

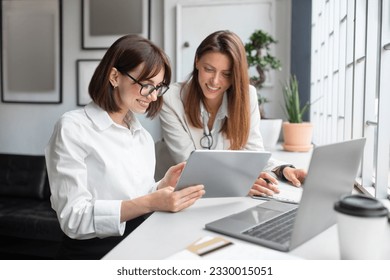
[242,208,298,245]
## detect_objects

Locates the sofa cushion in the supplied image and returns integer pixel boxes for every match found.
[0,197,63,241]
[0,154,49,200]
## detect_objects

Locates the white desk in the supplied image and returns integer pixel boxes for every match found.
[104,146,325,260]
[103,196,341,260]
[104,145,390,260]
[270,145,312,170]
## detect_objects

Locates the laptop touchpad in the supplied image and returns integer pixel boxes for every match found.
[231,201,296,224]
[231,207,283,224]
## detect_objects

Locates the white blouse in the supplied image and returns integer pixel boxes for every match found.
[45,102,157,239]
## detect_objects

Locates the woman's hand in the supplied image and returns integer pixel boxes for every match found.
[151,184,205,212]
[154,161,205,212]
[248,172,280,196]
[121,184,205,222]
[157,162,186,190]
[282,167,307,187]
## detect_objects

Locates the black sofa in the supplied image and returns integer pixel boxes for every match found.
[0,153,63,259]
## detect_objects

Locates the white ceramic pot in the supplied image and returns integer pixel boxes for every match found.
[259,119,282,149]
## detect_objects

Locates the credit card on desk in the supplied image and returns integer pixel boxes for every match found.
[252,181,303,204]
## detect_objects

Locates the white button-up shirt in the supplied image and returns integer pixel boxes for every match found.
[45,102,157,239]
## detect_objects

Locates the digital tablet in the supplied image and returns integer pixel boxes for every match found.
[175,150,271,197]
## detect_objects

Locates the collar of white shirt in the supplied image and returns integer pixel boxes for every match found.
[84,102,142,132]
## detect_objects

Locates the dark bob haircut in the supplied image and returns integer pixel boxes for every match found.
[89,34,171,118]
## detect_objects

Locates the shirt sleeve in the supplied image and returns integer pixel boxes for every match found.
[45,116,124,239]
[159,84,196,163]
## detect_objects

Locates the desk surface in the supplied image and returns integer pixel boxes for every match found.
[103,146,389,260]
[103,197,342,260]
[104,146,335,260]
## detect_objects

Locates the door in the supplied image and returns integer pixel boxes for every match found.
[176,0,276,82]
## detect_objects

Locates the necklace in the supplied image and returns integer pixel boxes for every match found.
[121,114,131,129]
[122,121,129,129]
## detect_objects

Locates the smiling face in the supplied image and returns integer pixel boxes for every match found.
[113,64,165,115]
[196,51,232,107]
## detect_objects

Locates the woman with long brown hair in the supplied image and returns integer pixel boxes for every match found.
[159,30,306,196]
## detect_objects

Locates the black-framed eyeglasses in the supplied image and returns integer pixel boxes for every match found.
[200,132,213,149]
[123,72,169,97]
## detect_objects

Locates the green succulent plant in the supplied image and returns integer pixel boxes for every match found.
[282,75,310,123]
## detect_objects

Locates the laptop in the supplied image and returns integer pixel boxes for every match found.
[176,150,271,198]
[205,138,366,251]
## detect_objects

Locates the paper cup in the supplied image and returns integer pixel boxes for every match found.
[334,194,389,260]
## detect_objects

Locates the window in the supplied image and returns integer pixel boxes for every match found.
[311,0,390,199]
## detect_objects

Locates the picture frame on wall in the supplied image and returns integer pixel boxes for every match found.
[76,59,99,106]
[82,0,150,50]
[0,0,62,104]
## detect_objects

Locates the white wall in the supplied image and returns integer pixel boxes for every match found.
[0,0,163,155]
[164,0,292,119]
[0,0,291,155]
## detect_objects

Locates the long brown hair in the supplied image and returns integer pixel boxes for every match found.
[183,30,250,149]
[89,34,171,118]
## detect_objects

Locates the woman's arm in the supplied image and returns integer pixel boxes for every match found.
[245,86,303,195]
[120,162,205,222]
[45,117,106,239]
[47,116,204,239]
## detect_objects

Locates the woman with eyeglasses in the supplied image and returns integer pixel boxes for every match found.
[45,34,205,259]
[159,30,306,196]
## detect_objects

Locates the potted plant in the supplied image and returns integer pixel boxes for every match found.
[245,29,282,149]
[281,75,313,152]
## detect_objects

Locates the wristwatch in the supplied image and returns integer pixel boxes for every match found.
[272,164,295,181]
